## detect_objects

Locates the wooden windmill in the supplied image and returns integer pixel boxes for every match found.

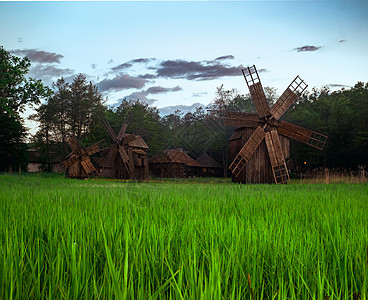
[61,134,106,178]
[100,112,149,180]
[224,65,327,184]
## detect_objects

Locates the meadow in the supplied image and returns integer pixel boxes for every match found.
[0,174,367,299]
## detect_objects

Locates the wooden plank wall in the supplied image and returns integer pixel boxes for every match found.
[67,162,87,178]
[229,127,290,184]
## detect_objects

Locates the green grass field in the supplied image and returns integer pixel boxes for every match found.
[0,174,367,299]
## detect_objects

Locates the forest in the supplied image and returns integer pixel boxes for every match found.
[1,46,367,174]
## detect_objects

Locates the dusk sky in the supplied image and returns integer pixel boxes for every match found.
[1,0,367,132]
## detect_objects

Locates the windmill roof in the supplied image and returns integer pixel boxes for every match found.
[196,153,222,168]
[123,134,149,149]
[149,149,201,167]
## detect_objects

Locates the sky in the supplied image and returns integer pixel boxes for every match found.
[1,0,367,133]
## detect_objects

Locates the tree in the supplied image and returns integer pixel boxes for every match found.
[32,74,106,167]
[0,46,51,171]
[103,99,165,156]
[207,84,278,114]
[284,83,368,168]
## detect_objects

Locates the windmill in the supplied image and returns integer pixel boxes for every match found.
[100,112,149,180]
[61,134,106,178]
[223,65,327,184]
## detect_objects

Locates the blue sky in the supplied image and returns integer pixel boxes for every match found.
[1,0,367,132]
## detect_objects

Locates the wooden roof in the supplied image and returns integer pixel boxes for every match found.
[123,134,149,149]
[149,149,202,167]
[196,153,222,168]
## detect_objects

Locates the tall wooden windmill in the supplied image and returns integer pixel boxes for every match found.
[100,112,149,180]
[61,134,106,178]
[224,65,327,184]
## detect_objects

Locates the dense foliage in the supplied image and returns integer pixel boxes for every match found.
[0,47,50,171]
[284,83,368,168]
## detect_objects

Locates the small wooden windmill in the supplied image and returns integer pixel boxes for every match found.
[224,65,327,184]
[100,112,149,180]
[61,134,106,178]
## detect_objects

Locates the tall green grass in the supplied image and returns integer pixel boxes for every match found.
[0,174,367,299]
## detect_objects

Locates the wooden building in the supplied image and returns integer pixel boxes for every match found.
[27,148,63,173]
[98,134,149,180]
[222,65,326,184]
[196,152,223,177]
[149,149,202,178]
[61,136,105,178]
[229,127,290,184]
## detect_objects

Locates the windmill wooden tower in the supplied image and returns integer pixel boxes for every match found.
[99,112,149,180]
[224,65,327,184]
[61,134,106,178]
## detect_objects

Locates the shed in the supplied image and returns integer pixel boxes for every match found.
[196,152,223,177]
[149,149,202,178]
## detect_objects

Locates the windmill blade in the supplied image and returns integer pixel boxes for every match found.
[80,157,98,176]
[229,126,266,177]
[242,66,270,119]
[102,119,118,143]
[86,140,107,156]
[118,145,135,178]
[117,111,133,141]
[222,111,263,127]
[223,118,261,128]
[61,154,80,169]
[270,76,307,120]
[278,121,327,150]
[106,145,118,166]
[66,135,85,156]
[264,130,289,184]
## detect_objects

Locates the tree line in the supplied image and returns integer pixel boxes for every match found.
[1,47,367,173]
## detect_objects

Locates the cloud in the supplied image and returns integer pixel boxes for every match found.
[10,49,64,63]
[327,83,350,89]
[131,58,153,64]
[240,67,268,76]
[124,85,182,105]
[146,85,182,94]
[109,56,239,81]
[153,58,243,80]
[215,55,234,60]
[29,65,74,77]
[192,92,208,97]
[159,103,206,116]
[28,65,75,86]
[123,91,157,106]
[292,45,322,52]
[138,74,157,79]
[97,74,147,92]
[111,63,133,71]
[111,58,155,72]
